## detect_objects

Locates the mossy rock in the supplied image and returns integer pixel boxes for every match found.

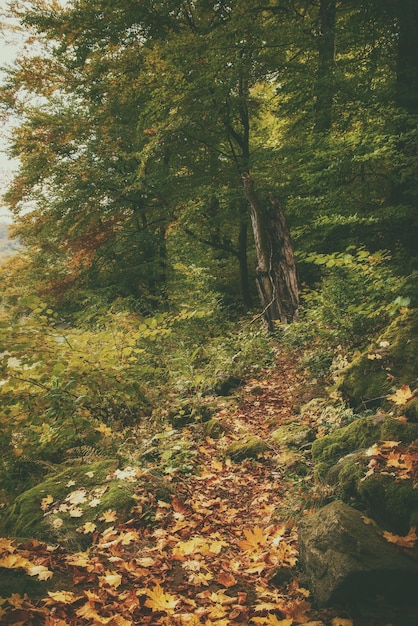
[204,419,226,439]
[0,460,168,547]
[271,423,314,448]
[339,310,418,410]
[312,415,418,479]
[357,473,418,534]
[226,436,268,461]
[405,397,418,423]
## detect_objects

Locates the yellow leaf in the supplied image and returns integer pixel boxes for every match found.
[26,564,53,580]
[47,591,82,604]
[101,571,122,588]
[238,526,267,553]
[81,522,97,534]
[387,385,414,405]
[99,509,118,523]
[144,584,179,613]
[41,494,54,511]
[0,554,32,569]
[95,423,113,437]
[69,507,83,518]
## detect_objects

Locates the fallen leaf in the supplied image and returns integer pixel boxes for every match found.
[99,509,118,523]
[144,584,179,612]
[26,564,53,580]
[41,495,54,511]
[100,571,122,588]
[387,385,414,405]
[383,526,418,548]
[215,572,237,588]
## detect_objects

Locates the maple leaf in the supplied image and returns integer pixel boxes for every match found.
[26,564,53,580]
[383,525,418,548]
[100,509,118,523]
[95,423,113,437]
[81,522,97,534]
[144,584,179,613]
[66,488,88,505]
[0,537,16,552]
[47,591,82,604]
[387,385,414,405]
[238,526,267,553]
[68,507,84,518]
[41,494,54,511]
[100,570,122,588]
[0,553,32,569]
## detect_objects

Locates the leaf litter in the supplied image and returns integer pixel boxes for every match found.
[0,354,361,625]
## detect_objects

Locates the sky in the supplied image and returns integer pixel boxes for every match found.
[0,1,21,222]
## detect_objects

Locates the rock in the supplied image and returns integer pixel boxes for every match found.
[298,500,418,607]
[226,436,268,461]
[339,309,418,411]
[271,422,314,448]
[0,461,172,547]
[203,419,226,439]
[312,415,418,479]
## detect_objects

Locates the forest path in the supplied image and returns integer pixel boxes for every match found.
[1,351,342,625]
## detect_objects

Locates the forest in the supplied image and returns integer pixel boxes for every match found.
[0,0,417,624]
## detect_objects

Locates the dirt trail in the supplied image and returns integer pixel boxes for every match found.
[1,353,340,625]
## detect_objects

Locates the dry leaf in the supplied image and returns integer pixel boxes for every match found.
[383,526,418,548]
[387,385,414,405]
[144,584,179,612]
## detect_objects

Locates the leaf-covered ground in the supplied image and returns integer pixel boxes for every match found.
[0,352,411,625]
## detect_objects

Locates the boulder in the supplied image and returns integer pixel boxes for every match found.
[226,436,268,461]
[271,422,314,448]
[0,460,172,547]
[298,500,418,607]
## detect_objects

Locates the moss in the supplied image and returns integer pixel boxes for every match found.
[326,453,368,499]
[312,416,418,479]
[271,423,313,448]
[226,436,268,461]
[204,419,226,439]
[339,310,418,410]
[0,460,140,545]
[357,474,418,534]
[405,397,418,423]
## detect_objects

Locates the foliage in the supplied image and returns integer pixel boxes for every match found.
[281,248,410,377]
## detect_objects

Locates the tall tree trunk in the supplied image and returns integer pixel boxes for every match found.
[242,173,299,329]
[314,0,336,133]
[238,215,252,309]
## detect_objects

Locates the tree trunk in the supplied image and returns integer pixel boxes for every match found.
[238,216,252,309]
[242,173,299,329]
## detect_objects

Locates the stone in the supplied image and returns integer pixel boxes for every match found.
[271,422,314,448]
[298,500,418,607]
[203,419,226,439]
[0,461,172,547]
[225,436,268,461]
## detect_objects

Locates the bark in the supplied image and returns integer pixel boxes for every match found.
[242,173,299,329]
[238,217,252,309]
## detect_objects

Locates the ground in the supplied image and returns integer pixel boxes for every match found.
[0,351,415,625]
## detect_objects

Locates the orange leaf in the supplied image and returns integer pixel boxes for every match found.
[383,526,418,548]
[215,572,237,588]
